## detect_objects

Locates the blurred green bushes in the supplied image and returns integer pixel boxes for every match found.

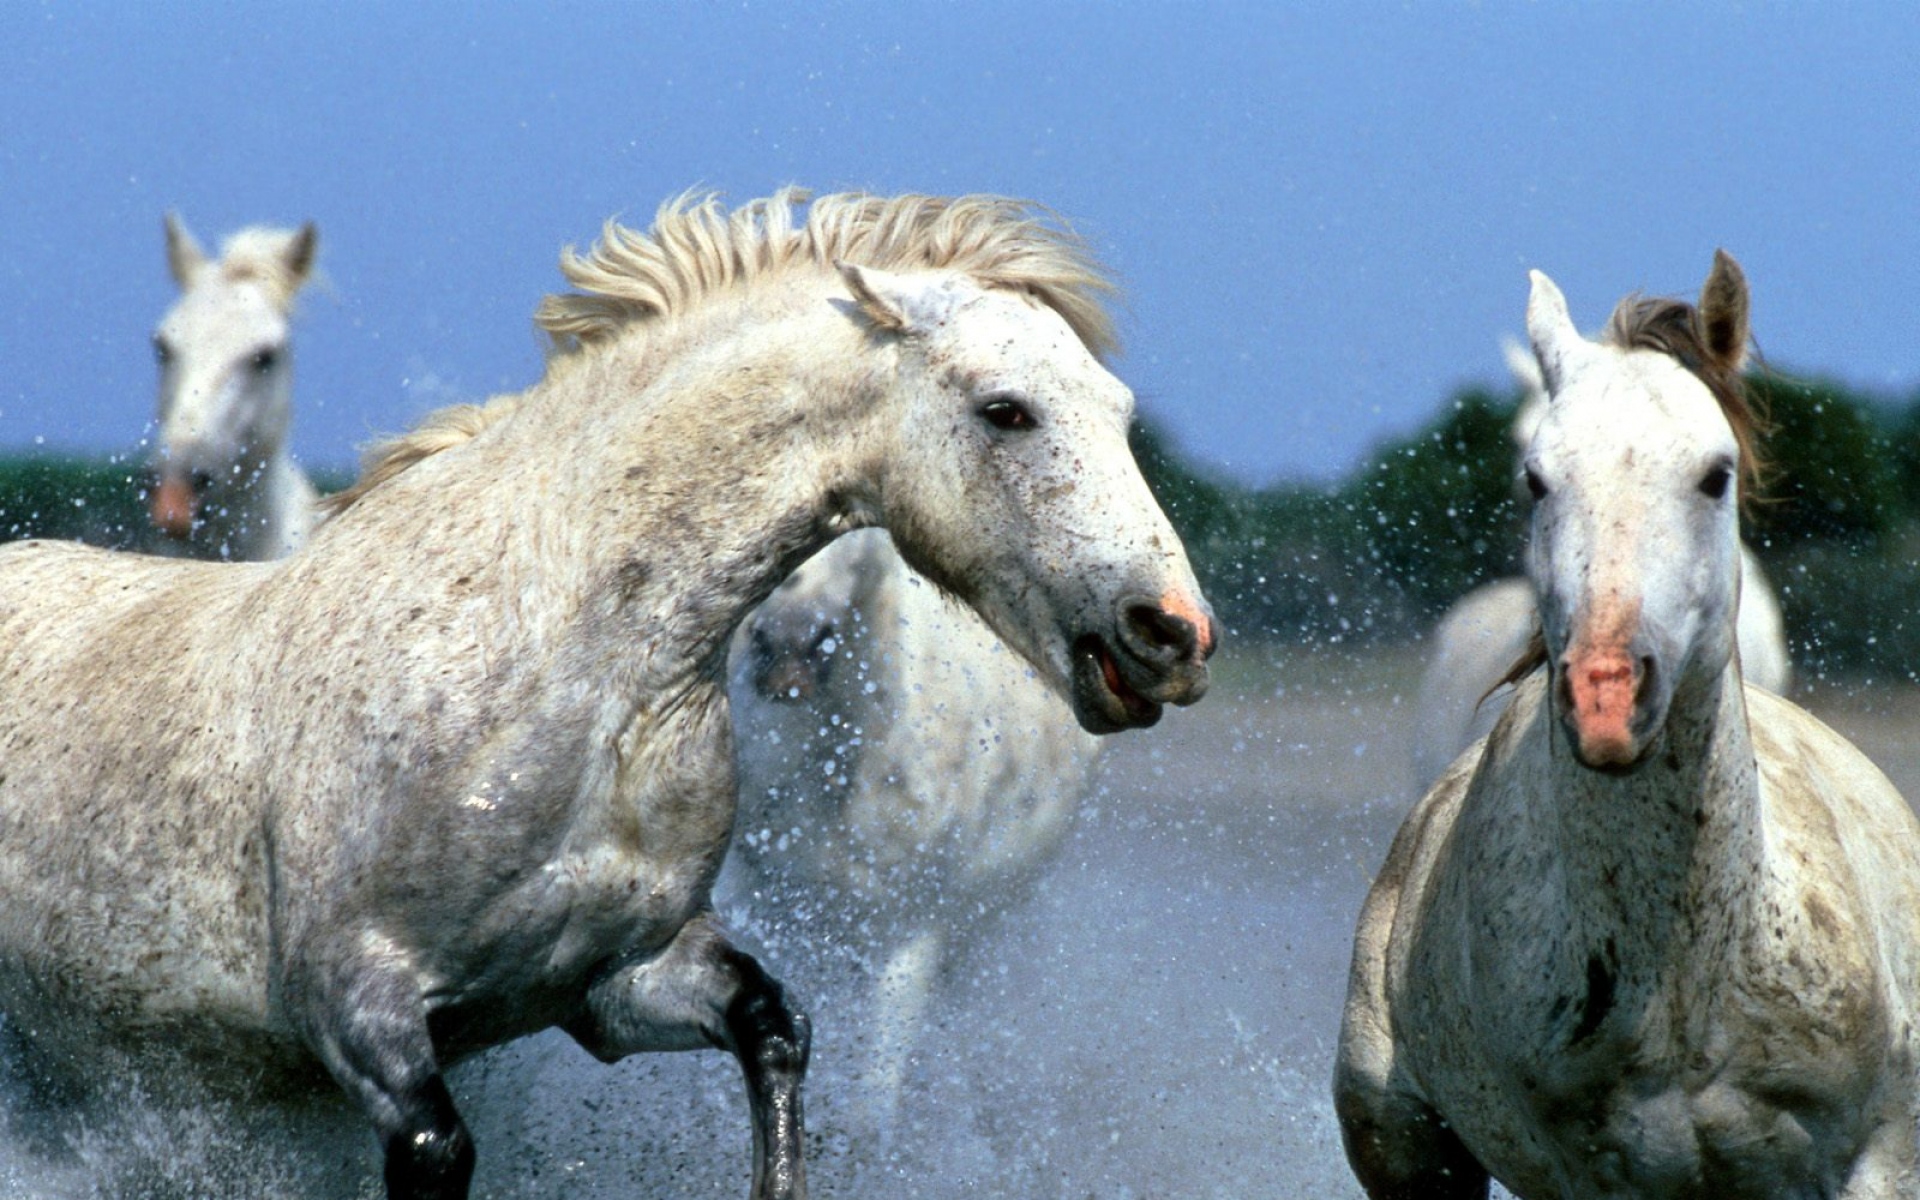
[1134,369,1920,681]
[4,371,1918,681]
[0,455,151,549]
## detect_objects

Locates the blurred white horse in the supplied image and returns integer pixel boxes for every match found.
[149,214,320,559]
[0,189,1215,1200]
[725,528,1102,1116]
[1409,334,1790,791]
[1338,253,1920,1199]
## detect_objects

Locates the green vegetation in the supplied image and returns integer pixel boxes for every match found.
[1134,368,1920,681]
[0,455,151,549]
[5,373,1919,680]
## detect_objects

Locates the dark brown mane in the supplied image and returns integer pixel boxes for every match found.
[1601,295,1770,503]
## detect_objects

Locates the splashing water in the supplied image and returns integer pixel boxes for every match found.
[0,652,1620,1197]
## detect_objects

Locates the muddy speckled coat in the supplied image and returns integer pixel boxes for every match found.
[0,190,1216,1200]
[1337,253,1920,1199]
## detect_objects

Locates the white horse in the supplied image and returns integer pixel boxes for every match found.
[1337,252,1920,1198]
[1409,334,1791,792]
[149,214,320,559]
[0,190,1216,1200]
[724,528,1103,1117]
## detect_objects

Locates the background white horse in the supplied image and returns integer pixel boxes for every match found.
[1408,333,1791,791]
[0,190,1214,1200]
[149,214,319,559]
[724,528,1103,1121]
[1337,252,1920,1198]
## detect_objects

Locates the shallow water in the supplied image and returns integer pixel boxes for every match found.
[7,653,1919,1198]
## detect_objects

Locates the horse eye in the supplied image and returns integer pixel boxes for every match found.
[1699,464,1732,500]
[980,397,1037,431]
[1524,468,1548,501]
[152,337,173,366]
[251,348,279,373]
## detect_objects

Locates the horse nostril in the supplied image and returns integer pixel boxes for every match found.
[1123,602,1199,663]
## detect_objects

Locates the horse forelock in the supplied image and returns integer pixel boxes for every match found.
[211,227,316,312]
[534,188,1120,360]
[1601,295,1769,504]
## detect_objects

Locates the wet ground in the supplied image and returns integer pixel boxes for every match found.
[8,649,1920,1197]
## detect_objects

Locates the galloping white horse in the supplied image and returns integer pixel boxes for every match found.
[150,214,320,559]
[0,190,1215,1199]
[725,528,1102,1115]
[1337,252,1920,1198]
[1409,334,1791,791]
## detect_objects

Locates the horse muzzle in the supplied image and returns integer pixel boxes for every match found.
[1068,592,1218,735]
[150,471,204,539]
[1557,646,1663,772]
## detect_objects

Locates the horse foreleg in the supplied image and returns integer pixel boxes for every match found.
[567,910,811,1200]
[868,927,943,1121]
[300,960,476,1200]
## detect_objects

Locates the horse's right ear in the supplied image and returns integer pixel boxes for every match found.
[1699,248,1750,373]
[836,262,956,337]
[165,212,206,288]
[1526,269,1586,396]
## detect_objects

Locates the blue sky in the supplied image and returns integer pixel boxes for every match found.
[3,2,1916,484]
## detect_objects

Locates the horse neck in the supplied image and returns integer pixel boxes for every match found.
[433,299,883,686]
[1548,660,1760,945]
[200,445,311,560]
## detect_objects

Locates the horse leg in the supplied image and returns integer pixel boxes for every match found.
[299,960,475,1200]
[566,910,811,1200]
[867,927,942,1124]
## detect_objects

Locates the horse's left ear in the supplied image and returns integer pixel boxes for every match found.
[285,222,320,287]
[1699,249,1749,373]
[836,262,957,337]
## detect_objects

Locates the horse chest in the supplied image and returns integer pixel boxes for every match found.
[1442,973,1877,1198]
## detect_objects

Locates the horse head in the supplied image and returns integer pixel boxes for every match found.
[743,530,894,704]
[839,261,1216,734]
[150,215,317,539]
[1521,251,1753,770]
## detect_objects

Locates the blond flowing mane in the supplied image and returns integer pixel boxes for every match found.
[322,189,1118,519]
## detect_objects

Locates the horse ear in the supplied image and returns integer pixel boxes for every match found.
[1526,269,1585,396]
[165,212,206,288]
[1699,249,1750,373]
[836,262,956,337]
[284,222,320,287]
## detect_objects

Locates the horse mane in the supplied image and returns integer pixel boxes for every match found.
[535,188,1117,357]
[214,226,318,311]
[317,399,522,519]
[1601,294,1769,499]
[324,189,1119,519]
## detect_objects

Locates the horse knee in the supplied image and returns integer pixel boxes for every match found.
[380,1075,475,1200]
[723,952,812,1081]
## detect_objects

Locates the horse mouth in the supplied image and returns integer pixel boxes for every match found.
[1071,635,1163,734]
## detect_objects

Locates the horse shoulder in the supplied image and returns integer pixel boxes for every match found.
[1746,689,1920,1040]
